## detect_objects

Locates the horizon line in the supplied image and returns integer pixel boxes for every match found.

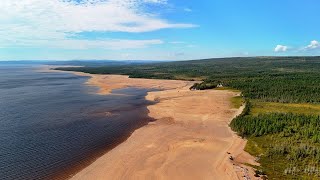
[1,55,320,62]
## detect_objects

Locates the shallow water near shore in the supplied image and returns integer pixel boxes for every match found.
[0,65,155,180]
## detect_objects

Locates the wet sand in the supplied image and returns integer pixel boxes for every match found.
[62,70,259,180]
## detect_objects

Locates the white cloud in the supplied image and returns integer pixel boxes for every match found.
[187,44,196,48]
[10,39,163,50]
[184,8,192,12]
[169,41,185,44]
[304,40,319,50]
[274,45,288,52]
[0,0,196,49]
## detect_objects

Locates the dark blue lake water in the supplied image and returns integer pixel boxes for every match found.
[0,65,155,180]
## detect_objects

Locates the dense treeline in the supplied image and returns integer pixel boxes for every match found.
[194,73,320,103]
[231,113,320,142]
[56,56,320,103]
[230,103,320,178]
[189,82,219,90]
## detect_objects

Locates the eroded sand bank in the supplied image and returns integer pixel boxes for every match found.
[53,69,259,180]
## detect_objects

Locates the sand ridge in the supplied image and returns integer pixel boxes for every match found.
[45,68,259,179]
[78,72,193,95]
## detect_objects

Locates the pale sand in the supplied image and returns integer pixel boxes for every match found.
[44,67,259,180]
[39,67,258,180]
[64,72,260,180]
[75,72,192,95]
[39,65,191,95]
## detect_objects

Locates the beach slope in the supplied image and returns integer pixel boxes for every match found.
[68,73,258,180]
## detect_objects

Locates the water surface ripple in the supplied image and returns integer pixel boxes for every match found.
[0,66,155,179]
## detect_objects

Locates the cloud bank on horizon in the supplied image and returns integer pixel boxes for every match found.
[0,0,319,60]
[274,40,320,53]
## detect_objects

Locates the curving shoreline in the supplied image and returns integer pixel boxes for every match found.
[45,67,259,179]
[59,70,259,180]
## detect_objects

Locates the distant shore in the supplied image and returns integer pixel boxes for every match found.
[49,67,259,179]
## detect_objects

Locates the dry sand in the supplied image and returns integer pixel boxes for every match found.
[39,65,190,95]
[75,72,191,95]
[46,67,259,180]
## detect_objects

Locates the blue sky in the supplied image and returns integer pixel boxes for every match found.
[0,0,319,61]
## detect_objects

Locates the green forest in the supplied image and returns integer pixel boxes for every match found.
[57,56,320,103]
[230,102,320,179]
[56,56,320,179]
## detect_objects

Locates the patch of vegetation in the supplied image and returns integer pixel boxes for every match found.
[189,82,218,90]
[230,96,244,109]
[246,135,320,179]
[244,137,264,157]
[250,100,320,116]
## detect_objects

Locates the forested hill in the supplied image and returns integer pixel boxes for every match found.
[55,56,320,78]
[56,56,320,103]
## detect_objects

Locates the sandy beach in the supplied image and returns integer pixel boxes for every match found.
[62,70,260,180]
[46,67,259,180]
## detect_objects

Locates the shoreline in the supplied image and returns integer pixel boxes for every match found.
[46,67,259,179]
